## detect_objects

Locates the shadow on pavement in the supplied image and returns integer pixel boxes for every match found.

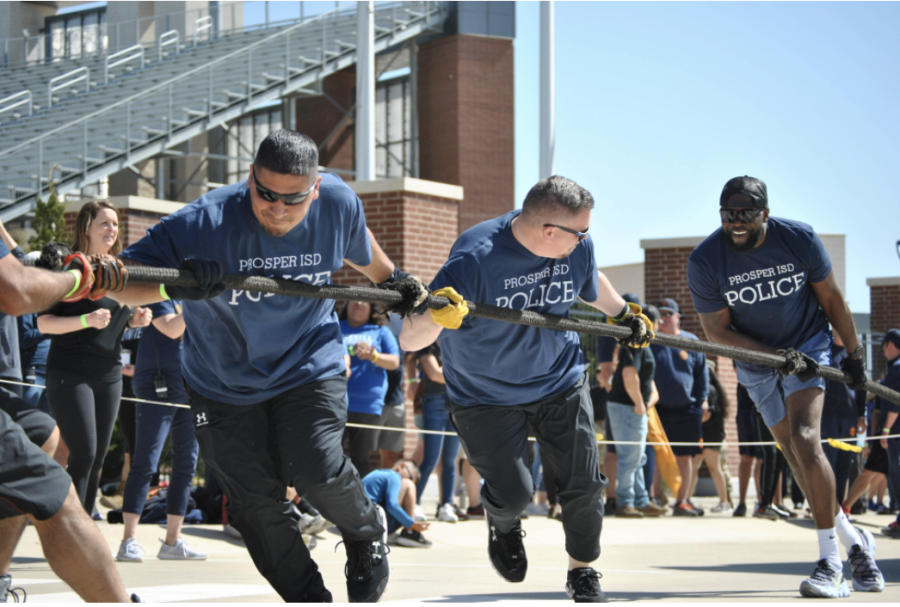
[179,526,246,547]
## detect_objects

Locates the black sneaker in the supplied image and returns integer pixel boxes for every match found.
[486,513,527,582]
[566,568,609,603]
[343,539,390,602]
[395,528,432,548]
[733,503,747,517]
[603,498,617,516]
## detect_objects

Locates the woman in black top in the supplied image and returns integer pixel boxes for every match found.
[38,201,152,515]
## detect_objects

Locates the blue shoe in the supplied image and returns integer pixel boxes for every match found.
[799,560,850,598]
[848,528,884,592]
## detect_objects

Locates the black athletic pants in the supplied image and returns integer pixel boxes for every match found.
[449,372,606,563]
[757,413,786,509]
[186,374,383,602]
[46,369,121,514]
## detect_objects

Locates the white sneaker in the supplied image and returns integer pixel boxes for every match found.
[115,538,144,562]
[799,560,850,598]
[299,513,331,536]
[438,503,459,523]
[414,504,428,522]
[157,538,208,560]
[711,501,733,513]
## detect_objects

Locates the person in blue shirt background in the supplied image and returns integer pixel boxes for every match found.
[401,175,654,603]
[118,130,428,603]
[688,175,882,597]
[17,311,51,413]
[116,299,206,564]
[340,301,400,477]
[361,460,431,548]
[650,297,709,517]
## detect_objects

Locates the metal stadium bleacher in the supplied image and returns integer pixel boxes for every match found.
[0,1,446,222]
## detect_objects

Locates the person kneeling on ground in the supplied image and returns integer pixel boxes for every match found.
[361,460,432,548]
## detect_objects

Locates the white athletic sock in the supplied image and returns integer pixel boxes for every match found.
[834,510,862,551]
[816,528,842,574]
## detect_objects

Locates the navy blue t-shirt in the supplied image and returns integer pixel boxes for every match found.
[133,299,184,398]
[880,356,900,416]
[341,321,400,415]
[687,217,832,350]
[598,336,617,364]
[121,174,372,405]
[650,330,708,409]
[431,210,600,407]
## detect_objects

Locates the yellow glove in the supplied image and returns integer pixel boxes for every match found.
[608,302,654,348]
[430,287,469,330]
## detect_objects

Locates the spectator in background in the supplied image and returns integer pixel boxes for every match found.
[821,332,866,506]
[375,365,406,470]
[842,392,889,515]
[18,310,51,412]
[734,380,762,517]
[116,299,206,563]
[597,293,640,516]
[877,329,900,538]
[38,201,153,516]
[690,361,732,513]
[651,298,709,517]
[340,301,401,477]
[361,460,431,548]
[415,341,467,522]
[606,305,667,518]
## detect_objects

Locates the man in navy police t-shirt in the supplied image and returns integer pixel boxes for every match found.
[118,130,415,603]
[400,176,653,603]
[687,175,881,597]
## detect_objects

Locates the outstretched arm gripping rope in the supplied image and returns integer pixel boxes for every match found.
[125,266,900,406]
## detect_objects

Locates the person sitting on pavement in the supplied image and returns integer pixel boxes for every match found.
[361,460,432,548]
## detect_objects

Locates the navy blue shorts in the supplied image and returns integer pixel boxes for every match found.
[656,407,702,456]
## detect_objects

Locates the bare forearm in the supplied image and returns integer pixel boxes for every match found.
[699,309,778,355]
[585,270,627,316]
[622,368,644,407]
[37,314,86,335]
[372,353,400,370]
[108,283,166,307]
[400,314,443,352]
[0,260,76,316]
[812,273,862,353]
[885,411,898,432]
[345,228,395,284]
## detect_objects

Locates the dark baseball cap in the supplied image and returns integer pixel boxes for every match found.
[657,298,679,314]
[643,304,660,323]
[883,329,900,349]
[622,293,641,305]
[720,176,768,209]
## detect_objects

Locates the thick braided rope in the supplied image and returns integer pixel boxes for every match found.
[124,266,900,406]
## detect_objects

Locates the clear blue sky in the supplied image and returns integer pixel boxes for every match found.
[514,1,900,313]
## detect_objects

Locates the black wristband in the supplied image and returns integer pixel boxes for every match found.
[610,303,630,322]
[848,345,865,360]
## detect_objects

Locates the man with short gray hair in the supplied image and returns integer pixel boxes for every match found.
[401,175,653,603]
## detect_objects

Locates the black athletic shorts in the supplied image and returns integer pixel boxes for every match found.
[656,406,703,456]
[0,387,70,521]
[864,439,889,475]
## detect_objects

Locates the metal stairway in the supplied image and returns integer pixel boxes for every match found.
[0,1,446,222]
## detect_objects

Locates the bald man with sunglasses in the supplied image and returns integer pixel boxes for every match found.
[687,175,883,598]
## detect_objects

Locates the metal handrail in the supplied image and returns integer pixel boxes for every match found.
[0,1,443,160]
[193,16,213,47]
[104,44,145,85]
[0,90,33,123]
[158,30,180,63]
[47,66,90,108]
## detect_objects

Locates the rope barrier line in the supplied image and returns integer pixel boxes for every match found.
[4,377,898,448]
[124,267,900,406]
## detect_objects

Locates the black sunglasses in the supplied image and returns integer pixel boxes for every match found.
[720,208,764,224]
[544,223,589,242]
[252,173,315,205]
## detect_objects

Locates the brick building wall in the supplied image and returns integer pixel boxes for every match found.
[418,34,515,233]
[334,178,463,457]
[868,279,900,334]
[642,237,741,479]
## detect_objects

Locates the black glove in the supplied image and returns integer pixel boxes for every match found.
[377,267,429,318]
[166,258,226,301]
[840,355,867,391]
[777,348,820,383]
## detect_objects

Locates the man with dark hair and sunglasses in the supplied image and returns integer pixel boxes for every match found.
[687,175,883,598]
[116,129,429,603]
[400,175,655,603]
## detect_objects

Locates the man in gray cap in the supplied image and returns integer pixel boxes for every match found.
[878,329,900,538]
[687,175,883,598]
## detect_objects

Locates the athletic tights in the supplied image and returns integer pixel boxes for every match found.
[47,368,122,514]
